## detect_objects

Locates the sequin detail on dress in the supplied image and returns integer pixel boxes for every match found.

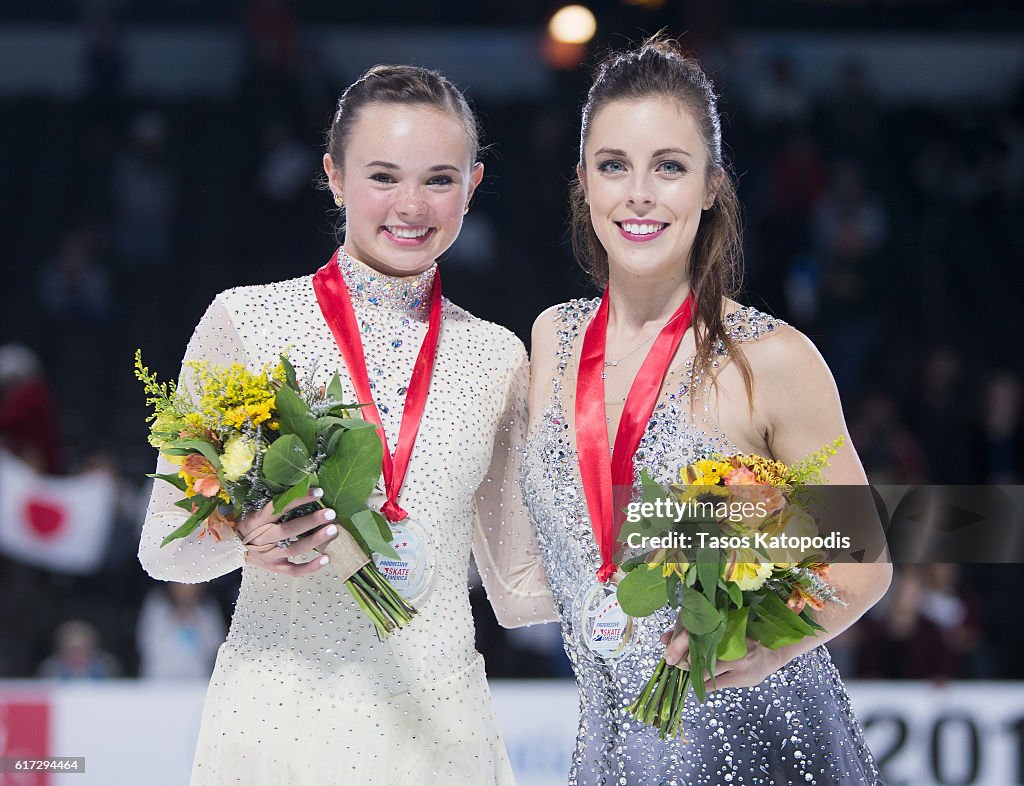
[521,299,884,786]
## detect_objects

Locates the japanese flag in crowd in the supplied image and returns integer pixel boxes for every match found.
[0,449,115,574]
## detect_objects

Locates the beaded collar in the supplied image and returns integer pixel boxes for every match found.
[337,247,437,319]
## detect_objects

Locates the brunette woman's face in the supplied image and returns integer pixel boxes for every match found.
[579,97,716,281]
[324,103,483,276]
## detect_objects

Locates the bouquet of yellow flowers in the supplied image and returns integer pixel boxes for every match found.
[134,350,416,638]
[615,440,846,739]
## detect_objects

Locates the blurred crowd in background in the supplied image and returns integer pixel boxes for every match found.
[1,0,1023,684]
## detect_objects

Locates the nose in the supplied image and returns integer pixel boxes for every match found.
[395,183,428,219]
[626,172,655,211]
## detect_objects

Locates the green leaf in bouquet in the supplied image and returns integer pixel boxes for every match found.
[680,585,724,635]
[618,470,679,545]
[746,591,818,649]
[262,434,311,488]
[615,564,670,617]
[688,631,708,702]
[174,497,201,511]
[325,419,380,456]
[272,475,312,515]
[720,578,744,609]
[318,426,383,519]
[618,554,648,572]
[349,509,400,560]
[695,547,721,606]
[147,472,187,492]
[316,415,348,441]
[280,354,297,389]
[326,372,346,404]
[746,613,805,649]
[319,415,376,444]
[800,608,826,633]
[169,439,222,470]
[684,563,698,587]
[688,623,725,702]
[665,573,682,608]
[160,497,218,547]
[275,385,316,455]
[717,606,750,661]
[757,591,817,637]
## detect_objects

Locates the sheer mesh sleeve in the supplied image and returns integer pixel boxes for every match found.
[472,343,559,628]
[138,294,247,583]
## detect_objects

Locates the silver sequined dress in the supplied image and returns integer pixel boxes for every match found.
[521,299,884,786]
[139,251,557,786]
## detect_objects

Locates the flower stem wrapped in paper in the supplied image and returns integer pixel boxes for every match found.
[135,350,416,638]
[614,440,846,740]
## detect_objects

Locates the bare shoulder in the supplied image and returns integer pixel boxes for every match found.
[739,321,863,481]
[743,322,831,391]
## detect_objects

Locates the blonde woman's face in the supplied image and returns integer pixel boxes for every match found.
[579,97,715,281]
[324,103,482,276]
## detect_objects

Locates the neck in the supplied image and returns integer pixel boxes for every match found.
[337,246,436,318]
[605,265,692,333]
[342,244,435,279]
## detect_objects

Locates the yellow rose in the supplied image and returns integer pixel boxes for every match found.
[220,435,256,482]
[723,547,773,591]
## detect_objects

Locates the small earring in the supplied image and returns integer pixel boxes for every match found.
[333,193,344,208]
[463,204,470,215]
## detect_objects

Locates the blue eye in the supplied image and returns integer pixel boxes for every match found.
[597,160,626,173]
[658,160,686,174]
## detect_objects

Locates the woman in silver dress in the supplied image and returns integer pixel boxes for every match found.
[521,38,890,785]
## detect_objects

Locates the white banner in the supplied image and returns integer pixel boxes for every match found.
[2,680,1023,786]
[0,450,116,574]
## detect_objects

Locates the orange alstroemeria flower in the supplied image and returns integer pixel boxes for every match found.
[182,454,222,498]
[790,584,826,612]
[786,589,806,615]
[199,506,237,542]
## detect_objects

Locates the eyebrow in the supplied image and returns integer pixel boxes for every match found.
[653,147,693,158]
[364,160,461,172]
[592,147,693,158]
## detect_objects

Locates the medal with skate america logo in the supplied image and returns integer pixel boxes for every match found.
[313,249,441,601]
[573,287,695,660]
[372,517,433,601]
[572,579,635,660]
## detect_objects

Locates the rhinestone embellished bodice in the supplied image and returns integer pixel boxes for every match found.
[521,298,884,786]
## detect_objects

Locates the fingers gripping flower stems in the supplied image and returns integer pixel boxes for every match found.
[311,500,418,639]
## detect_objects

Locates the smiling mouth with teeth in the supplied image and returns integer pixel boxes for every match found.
[617,222,669,236]
[385,226,432,240]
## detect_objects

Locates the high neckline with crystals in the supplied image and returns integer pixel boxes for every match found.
[337,247,437,319]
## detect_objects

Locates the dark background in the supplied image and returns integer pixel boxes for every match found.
[1,0,1022,684]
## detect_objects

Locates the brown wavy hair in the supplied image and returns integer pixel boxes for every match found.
[570,36,752,403]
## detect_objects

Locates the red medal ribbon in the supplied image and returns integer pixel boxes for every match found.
[312,249,443,523]
[576,288,696,582]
